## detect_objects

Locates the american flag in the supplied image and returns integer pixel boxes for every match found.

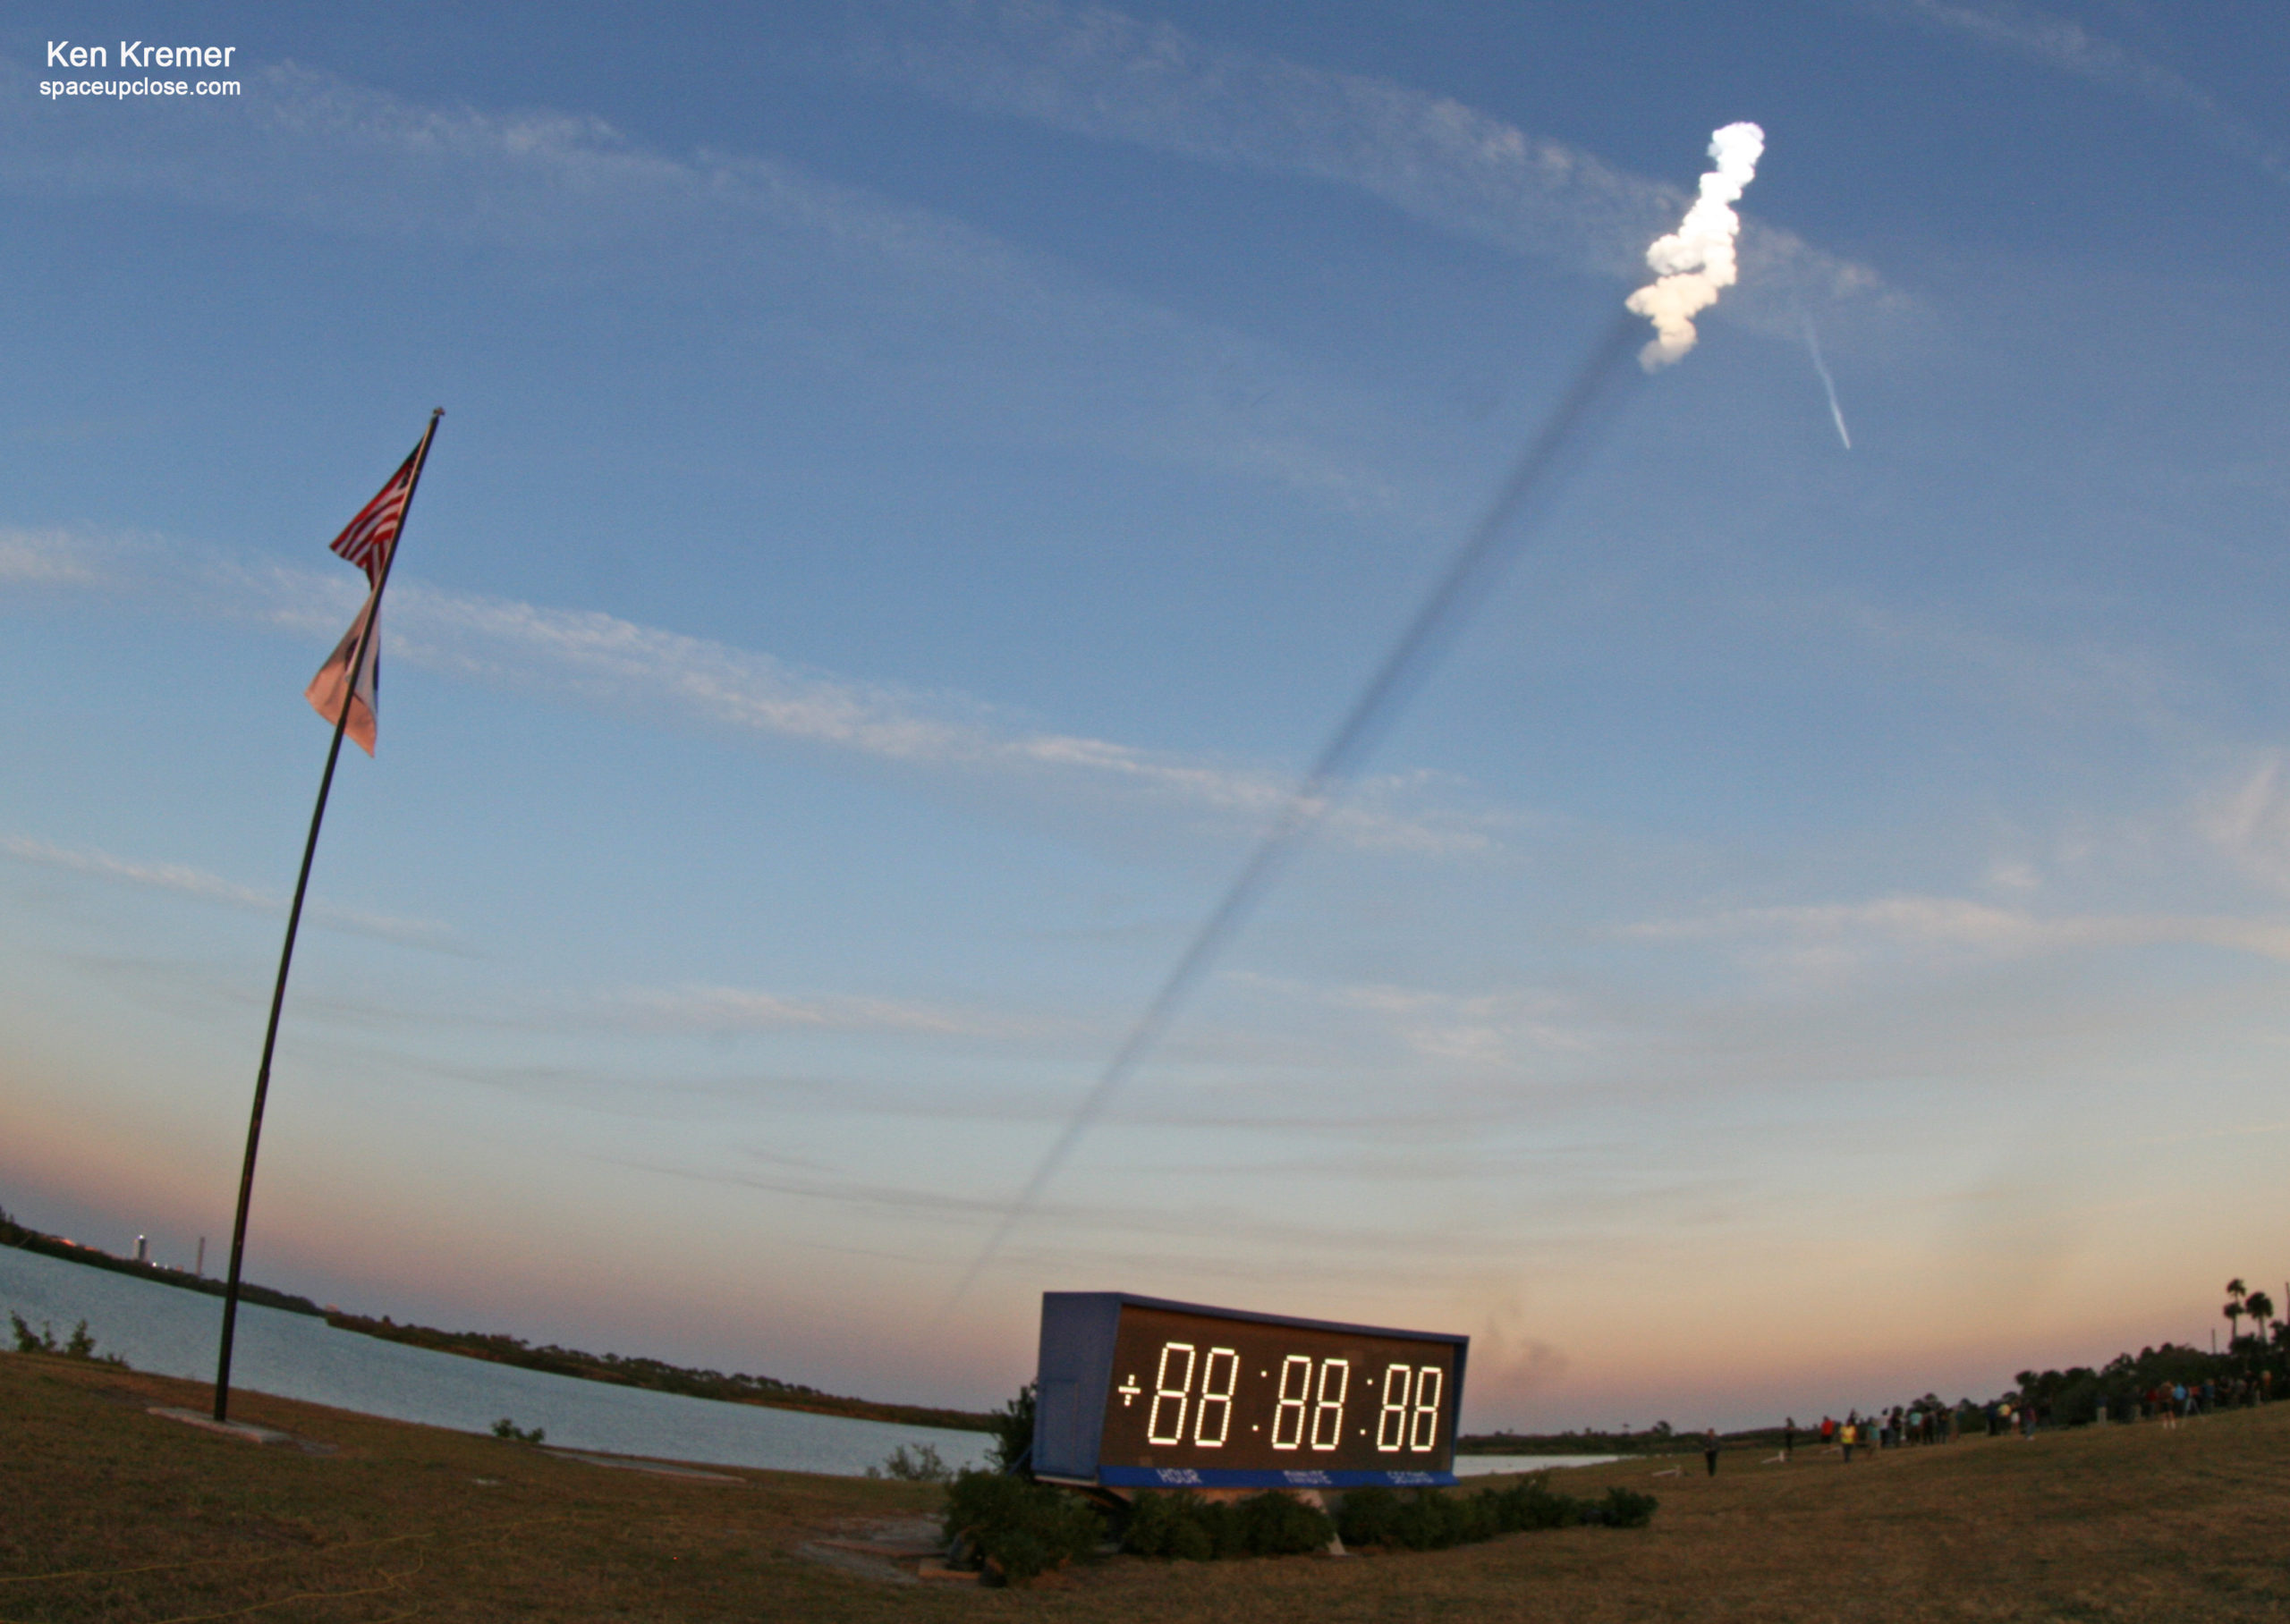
[327,446,420,586]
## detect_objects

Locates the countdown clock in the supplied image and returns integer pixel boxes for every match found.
[1031,1292,1468,1490]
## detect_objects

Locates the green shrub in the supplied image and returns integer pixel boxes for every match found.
[869,1443,951,1482]
[1338,1477,1655,1551]
[1490,1476,1584,1531]
[9,1313,55,1354]
[489,1418,545,1444]
[1236,1491,1336,1555]
[987,1383,1036,1476]
[1387,1487,1463,1550]
[1451,1490,1501,1544]
[1599,1486,1658,1529]
[1125,1476,1654,1566]
[942,1470,1103,1584]
[1122,1491,1217,1561]
[1336,1484,1401,1548]
[1120,1490,1334,1560]
[8,1315,124,1366]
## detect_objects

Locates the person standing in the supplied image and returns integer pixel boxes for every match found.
[1783,1416,1797,1461]
[1704,1427,1721,1476]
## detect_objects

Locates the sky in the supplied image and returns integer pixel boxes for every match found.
[4,0,2287,1434]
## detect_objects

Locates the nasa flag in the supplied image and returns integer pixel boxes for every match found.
[301,438,425,755]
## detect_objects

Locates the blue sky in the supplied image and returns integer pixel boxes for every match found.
[4,0,2287,1430]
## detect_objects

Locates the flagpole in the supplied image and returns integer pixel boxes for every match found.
[213,409,442,1423]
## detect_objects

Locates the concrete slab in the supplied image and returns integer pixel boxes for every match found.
[541,1448,743,1483]
[148,1407,333,1454]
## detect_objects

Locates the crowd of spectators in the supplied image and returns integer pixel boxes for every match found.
[1787,1321,2283,1461]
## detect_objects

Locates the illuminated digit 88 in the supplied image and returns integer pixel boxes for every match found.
[1376,1363,1412,1452]
[1192,1347,1240,1447]
[1147,1342,1194,1446]
[1271,1355,1312,1450]
[1410,1365,1443,1452]
[1310,1358,1350,1451]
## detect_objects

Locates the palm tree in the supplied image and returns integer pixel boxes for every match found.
[2246,1290,2276,1349]
[2225,1279,2248,1345]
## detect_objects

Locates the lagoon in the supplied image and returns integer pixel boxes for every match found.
[0,1245,995,1477]
[1453,1451,1621,1475]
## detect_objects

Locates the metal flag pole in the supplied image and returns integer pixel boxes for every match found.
[213,410,442,1423]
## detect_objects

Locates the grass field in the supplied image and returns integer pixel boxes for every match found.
[4,1351,2286,1622]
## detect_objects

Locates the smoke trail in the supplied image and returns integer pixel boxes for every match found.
[1625,123,1766,370]
[941,310,1645,1308]
[1802,316,1853,451]
[945,127,1767,1309]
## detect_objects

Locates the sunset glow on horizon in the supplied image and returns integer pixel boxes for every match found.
[4,1,2288,1434]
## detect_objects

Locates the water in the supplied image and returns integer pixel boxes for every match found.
[0,1245,994,1477]
[1451,1452,1618,1476]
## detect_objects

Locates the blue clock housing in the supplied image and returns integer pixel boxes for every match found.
[1032,1291,1468,1490]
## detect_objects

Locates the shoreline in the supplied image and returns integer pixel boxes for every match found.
[3,1213,992,1434]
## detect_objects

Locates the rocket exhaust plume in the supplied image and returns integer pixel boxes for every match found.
[939,312,1643,1311]
[1625,122,1766,370]
[945,128,1763,1309]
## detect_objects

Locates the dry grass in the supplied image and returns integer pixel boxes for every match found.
[4,1352,2286,1621]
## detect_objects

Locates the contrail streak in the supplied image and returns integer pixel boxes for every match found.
[1803,316,1853,451]
[943,309,1644,1308]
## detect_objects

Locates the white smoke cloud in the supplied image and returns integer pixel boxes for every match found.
[1625,123,1766,370]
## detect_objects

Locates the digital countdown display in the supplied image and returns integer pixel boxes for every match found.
[1030,1292,1468,1490]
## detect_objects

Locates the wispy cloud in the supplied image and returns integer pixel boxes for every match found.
[1871,0,2288,179]
[2197,755,2290,897]
[618,1150,1615,1270]
[391,583,1501,855]
[0,527,1500,855]
[1228,970,1599,1062]
[849,0,1885,330]
[1772,588,2192,739]
[0,529,104,585]
[609,984,1048,1041]
[0,56,1441,516]
[1630,892,2290,968]
[0,833,457,948]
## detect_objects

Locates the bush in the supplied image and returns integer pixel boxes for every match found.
[869,1443,952,1482]
[1388,1488,1468,1550]
[489,1418,545,1444]
[1599,1486,1658,1529]
[9,1313,55,1355]
[1122,1491,1219,1561]
[1339,1476,1655,1551]
[8,1315,125,1366]
[1494,1476,1586,1531]
[1237,1491,1337,1556]
[942,1469,1102,1584]
[987,1383,1036,1476]
[1122,1491,1334,1561]
[1122,1476,1650,1564]
[1336,1484,1402,1548]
